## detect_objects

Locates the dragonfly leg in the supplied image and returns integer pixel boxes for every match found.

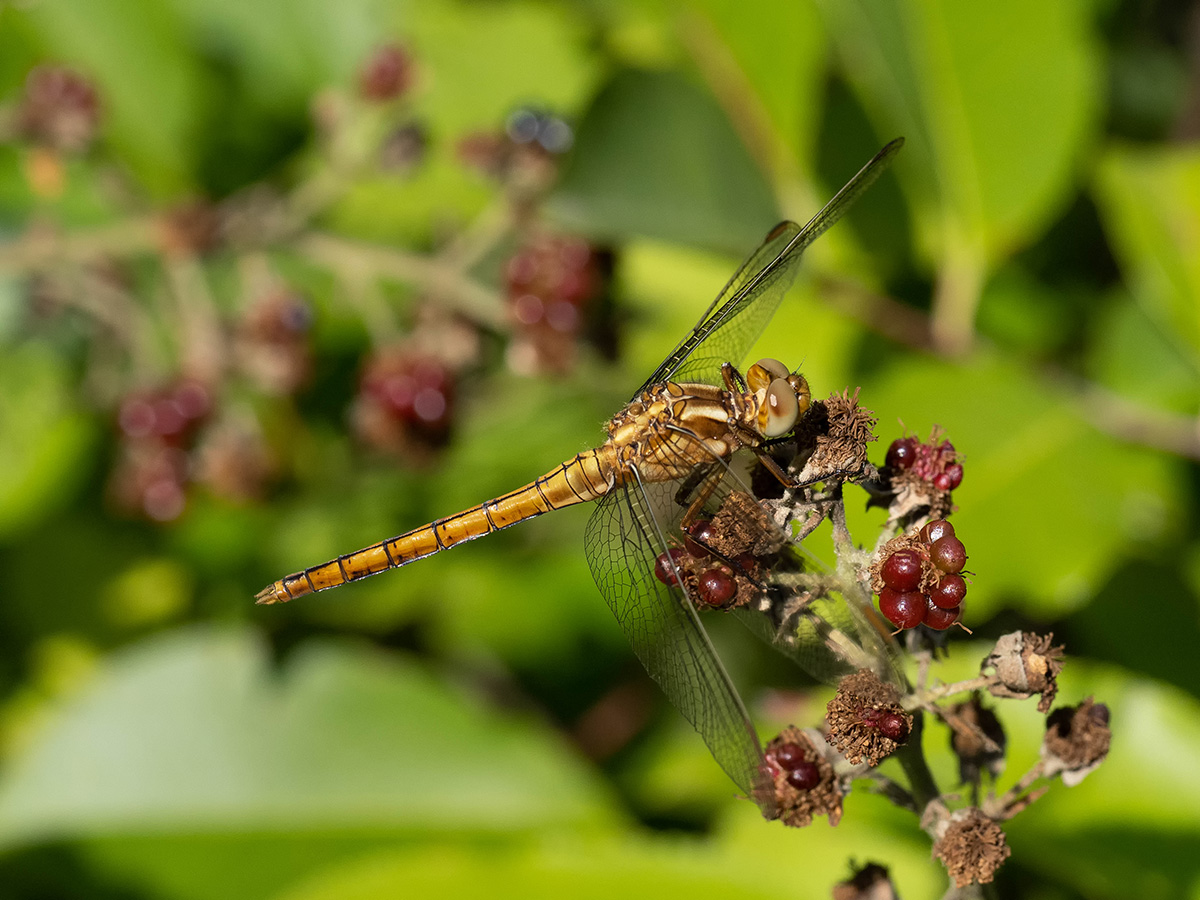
[720,362,747,393]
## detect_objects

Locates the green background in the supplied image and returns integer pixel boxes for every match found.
[0,0,1198,897]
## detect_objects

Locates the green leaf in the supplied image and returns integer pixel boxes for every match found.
[549,69,779,254]
[273,842,785,900]
[0,342,95,540]
[1093,145,1200,371]
[0,627,619,847]
[684,0,827,183]
[819,0,1102,264]
[845,354,1184,619]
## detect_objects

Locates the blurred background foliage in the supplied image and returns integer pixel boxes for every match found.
[0,0,1197,897]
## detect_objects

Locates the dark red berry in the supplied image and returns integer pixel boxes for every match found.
[929,573,967,609]
[653,548,687,586]
[943,463,964,490]
[933,472,952,491]
[922,597,961,630]
[359,45,414,101]
[885,437,918,469]
[930,536,967,574]
[697,567,736,607]
[920,519,955,544]
[880,549,922,592]
[878,713,908,742]
[772,742,806,771]
[860,707,884,727]
[878,587,925,630]
[684,519,715,558]
[785,760,821,791]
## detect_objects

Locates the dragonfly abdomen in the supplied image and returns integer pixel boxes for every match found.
[254,447,616,604]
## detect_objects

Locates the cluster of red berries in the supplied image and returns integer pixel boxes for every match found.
[877,519,968,631]
[353,347,457,457]
[885,434,963,492]
[652,519,759,609]
[504,234,601,374]
[766,741,821,792]
[109,380,212,521]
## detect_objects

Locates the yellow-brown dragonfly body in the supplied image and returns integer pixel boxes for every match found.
[256,139,904,815]
[255,366,809,605]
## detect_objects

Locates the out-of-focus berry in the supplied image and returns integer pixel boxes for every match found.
[235,290,313,395]
[379,121,429,173]
[108,439,190,522]
[194,417,276,503]
[358,44,415,102]
[17,65,100,153]
[158,200,222,258]
[117,379,212,447]
[504,234,602,375]
[352,346,457,460]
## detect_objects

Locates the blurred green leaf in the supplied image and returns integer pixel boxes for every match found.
[0,627,619,846]
[1093,145,1200,373]
[684,0,826,186]
[846,354,1183,619]
[820,0,1101,264]
[272,841,785,900]
[549,69,779,254]
[0,342,95,540]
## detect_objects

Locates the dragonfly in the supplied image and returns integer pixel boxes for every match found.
[257,138,905,816]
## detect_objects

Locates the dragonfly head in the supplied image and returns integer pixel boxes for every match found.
[747,358,811,438]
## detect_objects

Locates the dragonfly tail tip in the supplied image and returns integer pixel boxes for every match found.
[254,584,286,605]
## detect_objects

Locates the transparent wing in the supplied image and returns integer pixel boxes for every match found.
[584,472,775,814]
[638,138,904,394]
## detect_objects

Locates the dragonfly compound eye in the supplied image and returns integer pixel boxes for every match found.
[747,357,790,391]
[761,377,800,437]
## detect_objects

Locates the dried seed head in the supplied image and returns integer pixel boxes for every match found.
[764,727,844,828]
[1042,696,1111,786]
[933,808,1011,887]
[791,390,878,484]
[983,631,1064,713]
[831,862,898,900]
[826,670,911,766]
[947,694,1006,783]
[709,490,785,558]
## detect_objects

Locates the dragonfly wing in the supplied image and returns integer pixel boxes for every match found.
[639,138,904,394]
[584,472,775,814]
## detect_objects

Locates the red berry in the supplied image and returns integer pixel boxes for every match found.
[922,597,961,631]
[684,519,715,558]
[943,463,964,490]
[920,519,955,544]
[772,742,806,771]
[878,713,908,742]
[885,437,918,469]
[697,567,736,608]
[930,536,967,574]
[785,760,821,791]
[929,573,967,609]
[878,587,925,630]
[933,472,952,491]
[860,707,884,727]
[653,548,687,586]
[880,549,922,592]
[359,45,414,101]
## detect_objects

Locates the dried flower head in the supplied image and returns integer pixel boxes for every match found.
[1042,696,1111,786]
[764,726,844,827]
[18,65,101,152]
[947,694,1006,784]
[983,631,1064,713]
[826,670,912,766]
[932,808,1011,887]
[791,390,878,484]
